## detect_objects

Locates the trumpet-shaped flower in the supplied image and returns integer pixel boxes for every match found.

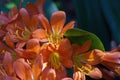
[2,7,39,50]
[15,39,41,59]
[13,54,44,80]
[41,65,73,80]
[2,51,13,76]
[1,0,120,79]
[0,51,44,80]
[0,6,18,45]
[100,46,120,76]
[13,59,33,80]
[0,51,19,80]
[1,0,46,43]
[40,38,73,79]
[72,40,103,79]
[10,7,39,42]
[41,38,73,68]
[32,11,75,43]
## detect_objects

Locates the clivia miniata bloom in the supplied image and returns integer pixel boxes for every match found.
[0,0,120,80]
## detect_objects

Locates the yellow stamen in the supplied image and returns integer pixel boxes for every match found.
[48,52,61,69]
[73,55,93,75]
[48,34,62,44]
[15,27,31,41]
[48,25,63,44]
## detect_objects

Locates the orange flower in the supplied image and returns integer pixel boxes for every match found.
[101,46,120,76]
[41,38,73,68]
[2,7,40,49]
[15,39,41,59]
[0,51,19,80]
[13,7,39,41]
[0,7,18,48]
[2,51,14,76]
[41,66,73,80]
[72,40,103,79]
[40,38,73,79]
[13,54,43,80]
[0,0,46,42]
[32,11,75,43]
[13,59,33,80]
[1,51,44,80]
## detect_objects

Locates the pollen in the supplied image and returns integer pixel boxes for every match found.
[48,33,62,44]
[48,52,61,69]
[73,55,93,75]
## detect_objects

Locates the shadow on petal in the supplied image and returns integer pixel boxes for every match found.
[3,51,13,75]
[87,67,102,79]
[13,59,33,80]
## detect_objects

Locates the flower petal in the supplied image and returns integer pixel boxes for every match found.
[50,11,66,33]
[0,30,6,38]
[88,67,102,79]
[40,43,52,62]
[3,51,13,75]
[61,59,73,68]
[102,61,120,75]
[99,68,116,80]
[0,41,7,52]
[30,15,39,31]
[19,8,30,28]
[41,67,56,80]
[38,14,52,34]
[4,33,15,49]
[0,15,9,25]
[35,0,46,14]
[72,44,82,56]
[102,52,120,64]
[16,42,26,48]
[15,48,38,59]
[60,21,75,36]
[72,40,92,56]
[58,39,72,59]
[32,54,43,80]
[32,29,48,42]
[81,49,104,65]
[8,6,18,19]
[73,71,85,80]
[13,59,32,80]
[79,40,92,53]
[26,2,39,16]
[110,45,120,52]
[2,76,19,80]
[61,78,73,80]
[56,67,67,80]
[47,68,56,80]
[26,39,40,54]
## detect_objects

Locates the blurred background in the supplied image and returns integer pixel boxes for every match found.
[1,0,120,51]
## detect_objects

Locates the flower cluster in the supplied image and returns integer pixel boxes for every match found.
[0,0,120,80]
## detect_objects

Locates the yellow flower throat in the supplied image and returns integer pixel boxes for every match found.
[73,55,93,75]
[48,52,61,69]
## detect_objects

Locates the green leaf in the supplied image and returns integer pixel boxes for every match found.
[73,0,111,50]
[64,28,105,51]
[5,2,16,9]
